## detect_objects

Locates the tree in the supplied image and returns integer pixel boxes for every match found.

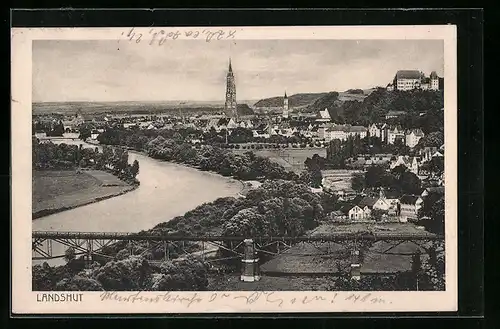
[310,168,323,188]
[351,173,365,192]
[64,247,76,263]
[79,126,92,141]
[130,160,140,178]
[92,256,153,291]
[399,171,422,195]
[415,131,444,150]
[418,193,444,235]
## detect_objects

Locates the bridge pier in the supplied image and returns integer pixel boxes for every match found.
[240,239,260,282]
[350,249,361,280]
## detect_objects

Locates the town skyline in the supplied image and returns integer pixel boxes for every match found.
[33,39,444,103]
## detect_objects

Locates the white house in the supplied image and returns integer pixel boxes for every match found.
[343,204,370,221]
[326,124,367,142]
[368,123,382,139]
[405,129,425,148]
[316,108,332,123]
[387,126,405,144]
[398,195,424,222]
[358,196,390,213]
[390,155,420,175]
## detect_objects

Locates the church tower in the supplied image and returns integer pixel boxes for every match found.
[225,58,238,121]
[282,91,289,118]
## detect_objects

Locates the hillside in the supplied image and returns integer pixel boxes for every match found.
[307,87,444,130]
[254,92,328,108]
[254,90,372,109]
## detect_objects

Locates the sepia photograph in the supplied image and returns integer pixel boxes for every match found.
[12,25,457,313]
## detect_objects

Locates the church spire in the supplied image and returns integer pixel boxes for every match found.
[228,58,232,73]
[284,91,287,98]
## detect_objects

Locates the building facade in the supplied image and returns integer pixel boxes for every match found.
[387,126,405,144]
[224,59,238,122]
[398,195,424,222]
[326,124,368,142]
[393,70,422,91]
[405,128,425,148]
[430,71,440,90]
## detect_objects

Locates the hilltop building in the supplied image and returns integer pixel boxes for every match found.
[391,70,442,91]
[224,58,238,122]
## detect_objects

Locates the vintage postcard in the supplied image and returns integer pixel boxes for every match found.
[11,25,457,314]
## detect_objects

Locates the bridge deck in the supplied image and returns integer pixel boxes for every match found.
[32,230,442,241]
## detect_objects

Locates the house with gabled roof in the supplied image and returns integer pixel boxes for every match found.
[398,195,424,222]
[315,108,332,123]
[387,125,406,144]
[405,128,425,148]
[368,123,383,139]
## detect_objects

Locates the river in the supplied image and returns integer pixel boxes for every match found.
[33,139,242,264]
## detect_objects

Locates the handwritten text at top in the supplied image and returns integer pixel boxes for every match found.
[119,28,237,45]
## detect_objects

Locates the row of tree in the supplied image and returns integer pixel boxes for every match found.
[33,255,209,291]
[97,127,302,182]
[32,138,140,183]
[351,164,423,195]
[33,120,66,137]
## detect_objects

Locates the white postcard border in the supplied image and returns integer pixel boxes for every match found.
[11,25,458,314]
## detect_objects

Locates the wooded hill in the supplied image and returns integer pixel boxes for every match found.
[253,93,329,108]
[309,88,444,130]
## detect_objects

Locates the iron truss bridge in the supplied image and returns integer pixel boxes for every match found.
[32,230,443,264]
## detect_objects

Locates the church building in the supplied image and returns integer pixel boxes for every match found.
[224,58,238,122]
[282,91,289,118]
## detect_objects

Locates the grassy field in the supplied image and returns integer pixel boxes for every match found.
[232,148,327,173]
[32,170,135,219]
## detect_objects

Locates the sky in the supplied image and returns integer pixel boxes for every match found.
[32,39,444,102]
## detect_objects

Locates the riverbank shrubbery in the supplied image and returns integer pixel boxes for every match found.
[33,255,209,291]
[147,180,328,239]
[32,137,140,185]
[97,128,300,182]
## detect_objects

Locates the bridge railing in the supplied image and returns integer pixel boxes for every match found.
[32,230,443,242]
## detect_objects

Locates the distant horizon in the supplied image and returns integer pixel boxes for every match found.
[33,40,443,103]
[32,88,378,105]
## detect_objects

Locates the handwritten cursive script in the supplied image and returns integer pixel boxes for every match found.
[118,28,237,45]
[100,291,391,308]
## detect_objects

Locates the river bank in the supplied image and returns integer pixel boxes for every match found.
[32,169,139,220]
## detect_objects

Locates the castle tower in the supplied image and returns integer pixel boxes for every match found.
[225,58,238,121]
[430,71,439,90]
[282,91,289,118]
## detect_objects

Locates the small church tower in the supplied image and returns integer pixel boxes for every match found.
[224,58,238,122]
[282,91,289,119]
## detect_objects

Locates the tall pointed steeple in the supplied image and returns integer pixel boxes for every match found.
[225,57,238,121]
[282,90,289,119]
